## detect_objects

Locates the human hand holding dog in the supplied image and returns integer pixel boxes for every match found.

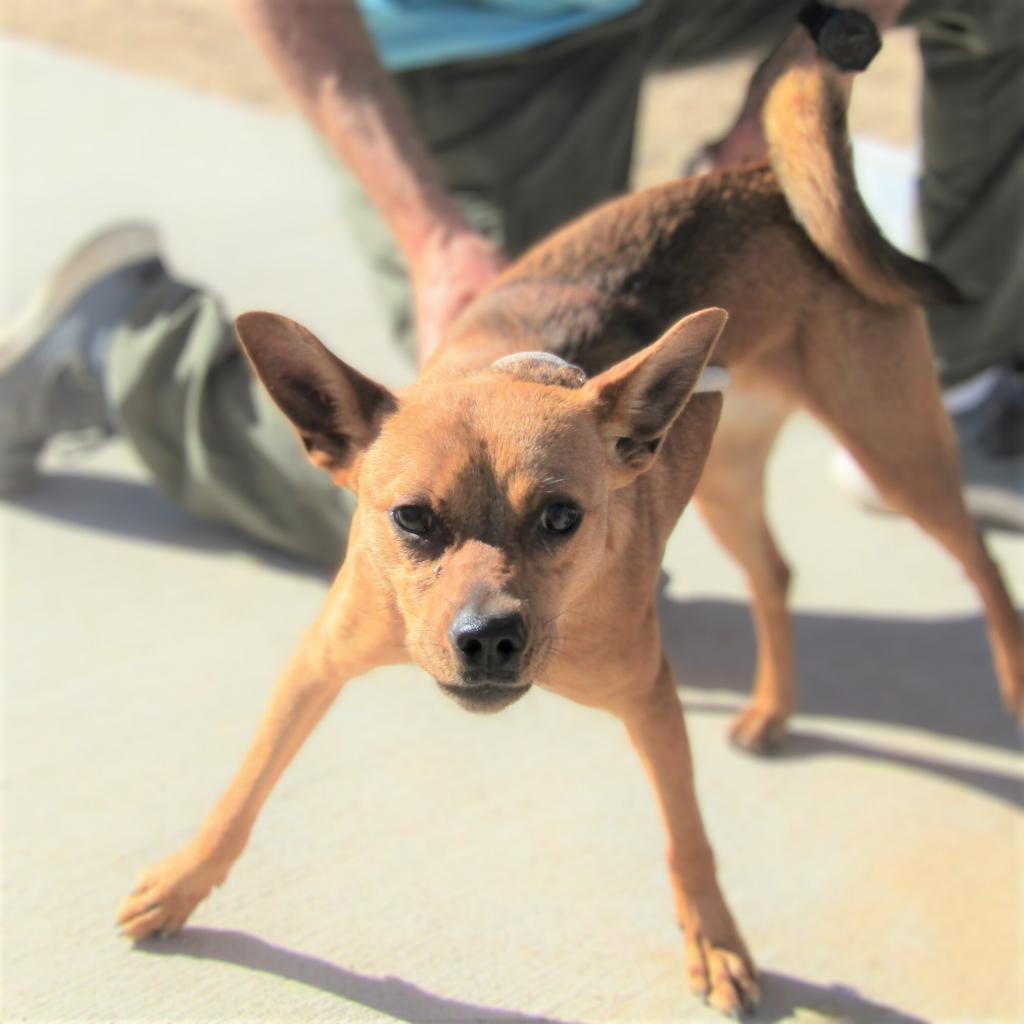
[234,0,505,364]
[411,223,506,365]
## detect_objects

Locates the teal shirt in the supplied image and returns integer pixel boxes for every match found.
[357,0,644,71]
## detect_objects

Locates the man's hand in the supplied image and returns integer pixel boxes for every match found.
[235,0,503,363]
[411,227,506,365]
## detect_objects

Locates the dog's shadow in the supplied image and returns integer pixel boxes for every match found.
[657,592,1022,808]
[140,927,928,1023]
[19,472,1020,810]
[57,472,1013,1019]
[140,928,568,1023]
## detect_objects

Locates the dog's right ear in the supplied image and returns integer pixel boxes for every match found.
[235,312,397,486]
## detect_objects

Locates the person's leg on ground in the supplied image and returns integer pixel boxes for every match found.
[1,12,655,564]
[107,275,355,568]
[0,224,354,568]
[913,1,1024,529]
[838,0,1024,527]
[907,0,1024,385]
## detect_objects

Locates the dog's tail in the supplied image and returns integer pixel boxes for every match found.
[763,66,961,307]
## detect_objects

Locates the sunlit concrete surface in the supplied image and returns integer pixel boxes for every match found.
[2,37,1022,1024]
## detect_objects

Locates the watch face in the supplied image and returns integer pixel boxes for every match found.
[818,9,882,72]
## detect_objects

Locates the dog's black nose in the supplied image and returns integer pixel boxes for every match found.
[450,611,527,678]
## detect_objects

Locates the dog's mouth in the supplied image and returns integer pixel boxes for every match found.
[436,681,533,714]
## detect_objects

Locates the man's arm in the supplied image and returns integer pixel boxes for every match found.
[232,0,505,362]
[704,0,907,169]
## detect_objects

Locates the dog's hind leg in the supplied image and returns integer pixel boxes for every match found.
[694,381,796,752]
[800,304,1023,719]
[116,540,405,940]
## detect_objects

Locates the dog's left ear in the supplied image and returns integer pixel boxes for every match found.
[585,307,728,484]
[235,311,397,487]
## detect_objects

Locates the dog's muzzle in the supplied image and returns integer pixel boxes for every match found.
[439,608,532,713]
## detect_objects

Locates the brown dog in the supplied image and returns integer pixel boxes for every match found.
[117,66,1023,1016]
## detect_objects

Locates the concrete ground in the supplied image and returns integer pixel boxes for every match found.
[2,33,1023,1024]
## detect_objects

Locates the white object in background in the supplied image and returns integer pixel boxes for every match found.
[852,136,924,257]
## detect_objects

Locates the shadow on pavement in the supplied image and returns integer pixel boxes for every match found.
[5,470,332,579]
[140,928,928,1023]
[14,470,1020,806]
[661,595,1022,810]
[693,717,1023,811]
[139,928,573,1023]
[660,594,1022,756]
[754,971,928,1023]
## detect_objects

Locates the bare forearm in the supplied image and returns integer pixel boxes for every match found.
[233,0,470,264]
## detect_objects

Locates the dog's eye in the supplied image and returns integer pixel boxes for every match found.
[392,504,435,537]
[540,501,582,537]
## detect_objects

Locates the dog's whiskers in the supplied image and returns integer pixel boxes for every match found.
[540,595,589,628]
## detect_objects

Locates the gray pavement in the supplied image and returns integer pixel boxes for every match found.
[2,37,1022,1024]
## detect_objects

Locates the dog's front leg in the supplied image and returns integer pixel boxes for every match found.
[620,657,759,1016]
[117,554,401,941]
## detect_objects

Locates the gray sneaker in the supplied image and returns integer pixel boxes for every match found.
[0,222,167,495]
[832,369,1024,531]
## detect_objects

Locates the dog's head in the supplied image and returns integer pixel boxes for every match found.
[235,308,726,713]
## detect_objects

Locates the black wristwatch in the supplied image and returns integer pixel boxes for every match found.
[798,1,882,72]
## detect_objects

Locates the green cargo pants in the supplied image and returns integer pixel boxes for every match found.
[108,0,1024,569]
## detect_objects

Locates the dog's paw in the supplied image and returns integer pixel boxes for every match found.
[678,890,759,1016]
[116,849,225,941]
[685,932,760,1016]
[728,704,788,754]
